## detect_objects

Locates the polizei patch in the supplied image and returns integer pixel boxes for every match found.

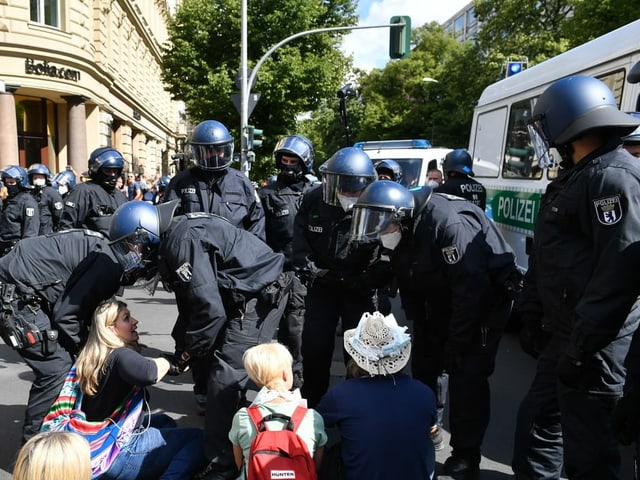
[176,262,193,282]
[593,195,622,225]
[442,245,460,264]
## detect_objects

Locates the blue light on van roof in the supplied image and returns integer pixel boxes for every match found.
[353,139,432,150]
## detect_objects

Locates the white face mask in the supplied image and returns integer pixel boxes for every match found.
[58,185,68,196]
[33,178,46,187]
[337,193,358,212]
[380,231,402,250]
[427,180,440,189]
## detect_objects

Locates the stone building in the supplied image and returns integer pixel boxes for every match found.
[0,1,186,178]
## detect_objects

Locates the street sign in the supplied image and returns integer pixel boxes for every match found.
[230,92,261,116]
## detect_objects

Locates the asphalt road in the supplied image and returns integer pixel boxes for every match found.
[0,286,635,478]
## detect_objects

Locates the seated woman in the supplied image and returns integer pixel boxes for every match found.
[43,298,207,479]
[229,342,327,477]
[13,431,91,480]
[316,311,438,480]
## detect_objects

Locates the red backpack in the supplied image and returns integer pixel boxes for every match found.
[246,405,317,480]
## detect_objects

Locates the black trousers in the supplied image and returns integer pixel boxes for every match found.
[300,282,377,407]
[203,293,288,468]
[277,271,306,375]
[512,333,624,480]
[13,303,72,443]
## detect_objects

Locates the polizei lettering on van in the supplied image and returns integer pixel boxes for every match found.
[487,189,541,233]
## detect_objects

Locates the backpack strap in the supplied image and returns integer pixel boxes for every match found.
[247,405,268,431]
[290,406,308,434]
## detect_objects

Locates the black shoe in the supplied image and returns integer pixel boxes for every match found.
[443,455,480,480]
[195,393,207,416]
[193,462,238,480]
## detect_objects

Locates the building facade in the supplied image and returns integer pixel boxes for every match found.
[442,2,479,44]
[0,0,186,178]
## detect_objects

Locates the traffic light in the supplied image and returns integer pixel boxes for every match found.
[247,125,264,151]
[389,16,411,60]
[506,61,526,77]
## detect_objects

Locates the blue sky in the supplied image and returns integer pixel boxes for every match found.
[342,0,472,71]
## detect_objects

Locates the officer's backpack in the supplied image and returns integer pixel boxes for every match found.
[246,405,317,480]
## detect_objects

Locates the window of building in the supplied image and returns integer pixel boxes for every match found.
[30,0,59,28]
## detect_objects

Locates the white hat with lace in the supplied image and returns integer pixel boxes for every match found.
[344,311,411,376]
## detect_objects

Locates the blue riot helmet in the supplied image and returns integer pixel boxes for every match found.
[189,120,234,172]
[350,181,414,251]
[157,175,171,192]
[27,163,52,188]
[88,147,125,189]
[109,200,178,273]
[374,159,403,183]
[274,135,315,175]
[318,147,377,210]
[528,75,640,167]
[52,170,77,195]
[443,149,474,176]
[1,165,29,197]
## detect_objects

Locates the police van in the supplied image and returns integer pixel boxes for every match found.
[353,139,452,188]
[468,19,640,271]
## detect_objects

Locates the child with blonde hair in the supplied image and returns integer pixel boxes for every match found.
[229,342,327,476]
[13,431,91,480]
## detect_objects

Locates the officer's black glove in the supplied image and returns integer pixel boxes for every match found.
[443,343,464,375]
[556,353,596,390]
[162,352,190,376]
[612,395,640,445]
[519,313,551,359]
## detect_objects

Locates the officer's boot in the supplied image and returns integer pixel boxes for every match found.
[442,449,481,480]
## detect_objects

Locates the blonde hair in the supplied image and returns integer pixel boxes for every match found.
[243,343,293,390]
[13,431,91,480]
[75,299,128,396]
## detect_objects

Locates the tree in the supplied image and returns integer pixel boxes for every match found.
[161,0,357,177]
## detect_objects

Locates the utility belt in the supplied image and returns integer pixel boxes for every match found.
[0,283,58,353]
[222,273,294,317]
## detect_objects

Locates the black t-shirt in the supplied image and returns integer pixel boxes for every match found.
[81,347,157,421]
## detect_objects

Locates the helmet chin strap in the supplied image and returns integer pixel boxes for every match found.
[557,143,574,166]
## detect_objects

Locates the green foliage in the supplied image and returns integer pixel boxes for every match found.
[161,0,357,179]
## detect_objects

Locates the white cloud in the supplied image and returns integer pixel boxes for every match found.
[342,0,472,71]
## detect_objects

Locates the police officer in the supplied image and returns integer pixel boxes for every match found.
[437,149,487,210]
[27,163,64,234]
[113,203,289,480]
[350,180,518,479]
[154,175,171,204]
[58,147,128,236]
[0,165,39,255]
[52,168,77,199]
[622,119,640,158]
[0,201,171,443]
[293,147,387,407]
[511,75,640,480]
[165,120,266,413]
[258,134,316,387]
[165,120,265,239]
[374,159,403,183]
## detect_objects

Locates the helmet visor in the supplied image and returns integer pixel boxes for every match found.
[527,119,554,168]
[350,206,399,243]
[321,173,375,206]
[111,230,158,272]
[191,142,234,171]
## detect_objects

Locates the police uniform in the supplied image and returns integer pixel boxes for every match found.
[156,213,287,477]
[512,145,640,479]
[58,181,127,237]
[393,191,516,468]
[0,190,40,254]
[436,175,487,210]
[259,175,314,381]
[293,186,386,407]
[0,230,125,442]
[165,167,265,240]
[31,185,64,234]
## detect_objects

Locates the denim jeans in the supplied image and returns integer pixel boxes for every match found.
[101,413,207,480]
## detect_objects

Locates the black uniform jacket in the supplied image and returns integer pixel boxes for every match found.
[157,213,285,356]
[165,167,265,241]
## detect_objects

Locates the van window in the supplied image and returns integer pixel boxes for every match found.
[597,69,626,106]
[502,99,543,179]
[473,107,507,178]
